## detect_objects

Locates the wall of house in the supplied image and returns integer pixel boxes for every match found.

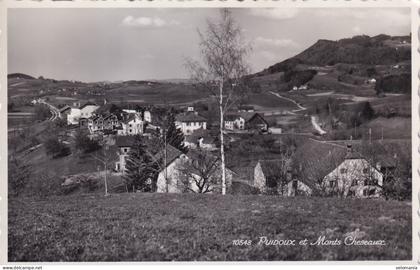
[286,180,312,196]
[323,158,383,198]
[67,108,81,125]
[156,158,184,193]
[176,121,207,135]
[157,157,232,193]
[253,162,266,193]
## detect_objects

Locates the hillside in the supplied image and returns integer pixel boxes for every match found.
[256,34,411,76]
[9,193,411,261]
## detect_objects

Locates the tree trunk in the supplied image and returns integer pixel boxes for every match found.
[104,163,108,196]
[219,79,226,195]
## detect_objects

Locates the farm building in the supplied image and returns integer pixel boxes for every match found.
[224,112,268,132]
[293,139,389,198]
[175,107,207,135]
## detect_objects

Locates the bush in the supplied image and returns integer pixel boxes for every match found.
[74,130,101,154]
[33,104,51,121]
[45,136,71,158]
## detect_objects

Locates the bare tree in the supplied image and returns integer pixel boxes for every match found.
[178,150,221,194]
[185,9,251,195]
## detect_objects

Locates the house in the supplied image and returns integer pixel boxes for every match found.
[88,114,120,134]
[114,136,136,172]
[224,114,245,130]
[184,128,216,150]
[67,101,99,125]
[58,105,71,121]
[156,147,233,193]
[254,159,311,196]
[175,107,207,135]
[224,112,268,132]
[293,139,385,198]
[323,146,383,198]
[118,113,145,136]
[79,102,100,119]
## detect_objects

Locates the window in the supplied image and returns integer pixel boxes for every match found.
[363,168,368,174]
[340,168,347,174]
[352,179,358,186]
[329,180,335,188]
[123,148,128,153]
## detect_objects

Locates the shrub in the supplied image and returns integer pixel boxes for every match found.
[45,136,71,158]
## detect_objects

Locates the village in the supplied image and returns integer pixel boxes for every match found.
[18,92,409,200]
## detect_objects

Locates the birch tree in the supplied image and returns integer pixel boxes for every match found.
[185,9,251,195]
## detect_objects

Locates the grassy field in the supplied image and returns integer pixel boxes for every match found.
[9,193,411,261]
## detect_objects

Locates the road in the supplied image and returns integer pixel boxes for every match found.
[269,91,327,135]
[39,100,60,121]
[269,91,306,113]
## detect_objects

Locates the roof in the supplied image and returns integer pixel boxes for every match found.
[115,136,136,147]
[154,144,184,168]
[257,159,291,180]
[292,139,349,189]
[95,103,121,115]
[175,112,207,123]
[225,114,241,121]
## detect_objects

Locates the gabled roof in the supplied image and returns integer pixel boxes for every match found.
[257,159,291,180]
[242,112,267,123]
[95,103,121,115]
[154,144,184,168]
[175,112,207,123]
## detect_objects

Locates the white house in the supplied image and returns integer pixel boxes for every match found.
[294,141,385,198]
[224,114,245,130]
[323,152,383,198]
[254,159,312,196]
[156,147,233,193]
[67,102,99,125]
[114,136,136,172]
[175,108,207,135]
[118,113,144,136]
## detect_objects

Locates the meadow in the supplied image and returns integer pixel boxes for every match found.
[8,193,411,261]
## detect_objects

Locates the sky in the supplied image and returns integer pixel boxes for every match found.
[8,8,410,82]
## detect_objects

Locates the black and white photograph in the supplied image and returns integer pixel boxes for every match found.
[5,6,413,263]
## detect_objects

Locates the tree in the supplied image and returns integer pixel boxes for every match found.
[185,9,251,195]
[33,104,51,121]
[178,149,221,193]
[166,112,187,153]
[75,130,101,154]
[123,135,158,192]
[44,136,70,158]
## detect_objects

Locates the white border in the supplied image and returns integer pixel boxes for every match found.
[0,0,417,266]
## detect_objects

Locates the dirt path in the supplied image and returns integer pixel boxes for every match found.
[269,91,306,113]
[269,91,328,135]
